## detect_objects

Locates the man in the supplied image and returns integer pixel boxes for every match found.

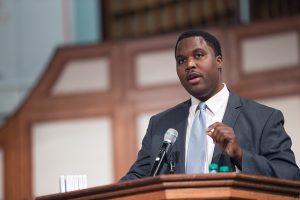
[121,30,300,181]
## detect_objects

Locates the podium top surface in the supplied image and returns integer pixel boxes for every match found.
[36,172,300,200]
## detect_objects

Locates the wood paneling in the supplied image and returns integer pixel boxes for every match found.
[226,15,300,99]
[0,16,299,199]
[36,173,300,200]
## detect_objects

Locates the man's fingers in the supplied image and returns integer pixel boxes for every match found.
[207,124,233,145]
[206,121,221,135]
[207,122,220,130]
[206,128,214,136]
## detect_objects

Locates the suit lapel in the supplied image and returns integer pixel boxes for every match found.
[212,93,242,167]
[171,100,190,174]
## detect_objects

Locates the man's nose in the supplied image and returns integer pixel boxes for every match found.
[186,58,196,69]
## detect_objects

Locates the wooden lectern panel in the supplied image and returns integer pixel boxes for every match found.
[36,173,300,200]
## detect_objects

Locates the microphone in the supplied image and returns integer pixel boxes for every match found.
[149,128,178,176]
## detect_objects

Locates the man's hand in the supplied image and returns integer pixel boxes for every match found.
[207,122,242,164]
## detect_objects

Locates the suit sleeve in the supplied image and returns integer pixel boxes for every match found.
[120,116,154,181]
[241,110,300,180]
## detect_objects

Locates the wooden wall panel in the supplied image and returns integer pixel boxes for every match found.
[32,117,113,196]
[241,31,299,73]
[51,58,111,95]
[226,16,300,99]
[0,16,299,199]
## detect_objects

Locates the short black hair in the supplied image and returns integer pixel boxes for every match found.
[175,30,222,57]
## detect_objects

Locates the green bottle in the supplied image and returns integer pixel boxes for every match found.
[209,163,218,173]
[219,165,230,173]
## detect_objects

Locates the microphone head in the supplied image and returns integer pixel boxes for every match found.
[164,128,178,144]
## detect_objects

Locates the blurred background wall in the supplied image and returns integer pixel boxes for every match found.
[0,0,101,125]
[0,0,299,199]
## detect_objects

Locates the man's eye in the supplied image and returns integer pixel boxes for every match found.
[194,53,203,58]
[177,58,185,64]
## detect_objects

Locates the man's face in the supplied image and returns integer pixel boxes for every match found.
[175,36,223,101]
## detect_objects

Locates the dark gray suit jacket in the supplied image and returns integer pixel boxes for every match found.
[121,92,300,181]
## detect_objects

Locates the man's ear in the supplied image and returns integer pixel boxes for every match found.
[216,55,223,70]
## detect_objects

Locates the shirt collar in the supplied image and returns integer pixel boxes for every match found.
[190,84,229,114]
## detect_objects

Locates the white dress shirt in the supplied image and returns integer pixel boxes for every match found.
[185,84,229,173]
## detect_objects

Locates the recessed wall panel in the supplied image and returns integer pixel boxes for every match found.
[32,117,113,196]
[241,31,299,73]
[52,58,110,95]
[257,95,300,166]
[135,49,177,87]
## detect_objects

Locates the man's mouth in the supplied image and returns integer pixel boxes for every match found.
[186,72,203,84]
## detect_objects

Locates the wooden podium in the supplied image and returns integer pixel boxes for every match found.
[36,173,300,200]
